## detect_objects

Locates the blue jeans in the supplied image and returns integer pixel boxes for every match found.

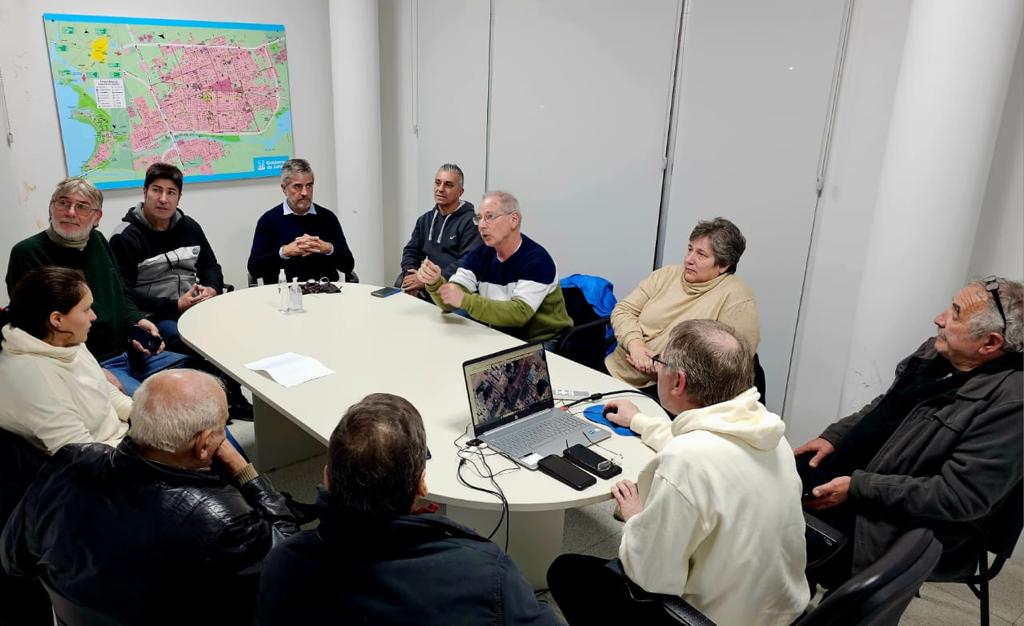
[101,349,192,396]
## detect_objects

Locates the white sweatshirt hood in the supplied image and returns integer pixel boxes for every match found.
[1,324,81,364]
[669,387,784,450]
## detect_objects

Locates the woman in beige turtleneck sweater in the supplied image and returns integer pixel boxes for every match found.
[0,267,132,454]
[605,218,760,388]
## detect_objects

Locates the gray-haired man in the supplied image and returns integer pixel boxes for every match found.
[549,320,809,626]
[247,158,355,285]
[794,277,1023,586]
[1,369,298,626]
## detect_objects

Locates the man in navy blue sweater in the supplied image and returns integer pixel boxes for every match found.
[247,158,355,285]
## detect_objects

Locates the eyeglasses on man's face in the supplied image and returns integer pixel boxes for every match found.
[651,354,669,370]
[472,212,510,226]
[52,197,98,215]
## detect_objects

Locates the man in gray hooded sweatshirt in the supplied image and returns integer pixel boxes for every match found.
[395,163,482,298]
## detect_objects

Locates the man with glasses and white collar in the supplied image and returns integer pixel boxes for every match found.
[794,276,1023,588]
[5,177,190,394]
[416,190,571,346]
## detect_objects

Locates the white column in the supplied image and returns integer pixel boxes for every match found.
[840,0,1022,413]
[329,0,386,285]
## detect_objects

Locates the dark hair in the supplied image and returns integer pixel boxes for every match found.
[144,162,183,194]
[662,319,753,407]
[689,217,746,273]
[327,393,428,518]
[9,267,89,340]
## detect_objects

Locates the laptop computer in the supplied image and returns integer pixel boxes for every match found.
[463,343,610,470]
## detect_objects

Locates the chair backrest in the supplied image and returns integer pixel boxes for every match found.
[983,480,1023,559]
[0,428,47,525]
[799,527,942,626]
[556,286,611,372]
[42,581,129,626]
[753,353,767,405]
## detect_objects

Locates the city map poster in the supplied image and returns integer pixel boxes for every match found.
[43,14,294,190]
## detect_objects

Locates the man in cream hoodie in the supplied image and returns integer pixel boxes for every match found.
[547,319,808,626]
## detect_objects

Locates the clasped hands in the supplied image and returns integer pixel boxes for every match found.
[177,283,217,313]
[415,259,465,308]
[283,234,332,257]
[625,340,657,375]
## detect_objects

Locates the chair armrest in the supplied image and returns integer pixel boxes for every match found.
[804,511,848,570]
[605,559,717,626]
[222,284,235,293]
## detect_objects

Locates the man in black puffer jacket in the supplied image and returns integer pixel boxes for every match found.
[1,369,297,626]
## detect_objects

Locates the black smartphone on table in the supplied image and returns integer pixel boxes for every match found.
[371,286,402,298]
[564,444,622,480]
[537,454,596,491]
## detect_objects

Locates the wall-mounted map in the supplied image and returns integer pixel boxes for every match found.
[43,14,293,189]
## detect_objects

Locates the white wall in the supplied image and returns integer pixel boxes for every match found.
[661,0,847,413]
[969,31,1024,281]
[783,0,912,444]
[0,0,337,293]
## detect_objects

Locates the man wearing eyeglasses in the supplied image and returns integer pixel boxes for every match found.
[395,163,482,299]
[415,190,572,345]
[548,320,808,626]
[793,277,1023,587]
[5,177,190,394]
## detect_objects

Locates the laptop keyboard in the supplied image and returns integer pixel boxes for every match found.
[487,412,585,458]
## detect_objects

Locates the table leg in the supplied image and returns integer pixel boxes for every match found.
[253,396,325,471]
[445,504,565,589]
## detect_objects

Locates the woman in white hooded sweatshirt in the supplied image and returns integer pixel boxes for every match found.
[0,266,131,454]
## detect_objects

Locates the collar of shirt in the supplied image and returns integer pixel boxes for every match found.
[282,199,317,216]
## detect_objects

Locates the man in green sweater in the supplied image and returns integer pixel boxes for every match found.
[5,177,189,395]
[416,190,572,345]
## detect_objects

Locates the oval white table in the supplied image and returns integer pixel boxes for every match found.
[179,283,662,586]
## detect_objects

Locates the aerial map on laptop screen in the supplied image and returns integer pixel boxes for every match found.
[466,345,553,430]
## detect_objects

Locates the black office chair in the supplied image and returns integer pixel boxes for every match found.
[608,524,939,626]
[553,285,613,372]
[801,527,941,625]
[929,480,1023,626]
[0,428,52,626]
[753,353,767,405]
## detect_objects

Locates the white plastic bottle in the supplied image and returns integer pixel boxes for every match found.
[277,269,288,311]
[287,277,304,313]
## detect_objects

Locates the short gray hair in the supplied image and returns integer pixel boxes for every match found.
[689,217,746,273]
[50,177,103,211]
[661,319,753,407]
[438,163,465,187]
[481,190,520,215]
[128,369,227,452]
[281,158,314,186]
[967,277,1023,353]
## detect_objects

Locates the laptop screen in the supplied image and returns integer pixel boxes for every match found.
[463,343,554,435]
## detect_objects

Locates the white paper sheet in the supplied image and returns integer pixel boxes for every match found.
[244,352,334,387]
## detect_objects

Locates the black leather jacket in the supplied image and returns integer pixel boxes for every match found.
[1,438,298,626]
